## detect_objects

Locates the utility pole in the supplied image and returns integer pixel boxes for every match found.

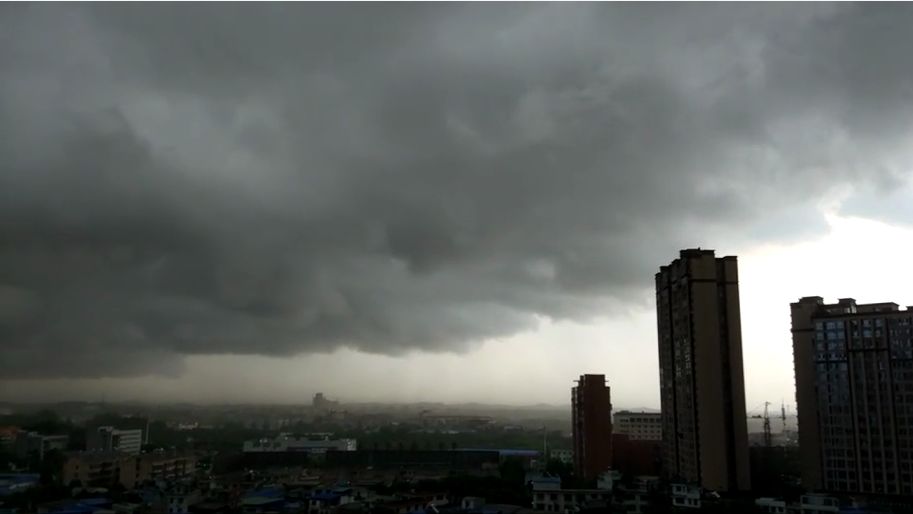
[780,400,787,434]
[763,402,772,447]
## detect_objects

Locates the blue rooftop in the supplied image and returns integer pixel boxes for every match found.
[311,492,344,501]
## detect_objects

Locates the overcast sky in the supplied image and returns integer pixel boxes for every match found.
[2,3,913,409]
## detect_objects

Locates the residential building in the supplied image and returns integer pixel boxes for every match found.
[613,411,662,441]
[655,249,751,491]
[571,374,613,480]
[62,450,196,489]
[128,449,197,489]
[62,451,133,487]
[530,470,615,513]
[87,427,143,455]
[791,297,913,495]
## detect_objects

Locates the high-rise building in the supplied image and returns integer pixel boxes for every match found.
[572,374,613,480]
[791,297,913,495]
[655,249,750,492]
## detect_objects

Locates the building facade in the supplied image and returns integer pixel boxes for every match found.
[791,297,913,495]
[611,434,662,477]
[655,249,751,491]
[62,449,196,489]
[572,374,613,480]
[613,411,662,441]
[87,427,143,455]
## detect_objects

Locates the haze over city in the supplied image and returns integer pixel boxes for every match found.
[3,2,913,409]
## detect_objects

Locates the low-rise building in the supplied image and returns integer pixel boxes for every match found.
[798,494,839,514]
[62,451,132,487]
[613,411,662,441]
[670,483,701,510]
[242,434,356,454]
[62,450,196,489]
[755,497,788,514]
[531,471,616,514]
[127,449,198,489]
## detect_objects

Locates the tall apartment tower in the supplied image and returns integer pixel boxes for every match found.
[791,297,913,495]
[572,374,613,480]
[655,249,751,492]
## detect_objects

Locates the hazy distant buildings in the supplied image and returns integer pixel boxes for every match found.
[86,426,143,455]
[313,392,340,411]
[13,432,69,461]
[572,374,613,480]
[791,297,913,495]
[655,249,750,492]
[613,411,662,441]
[242,434,356,454]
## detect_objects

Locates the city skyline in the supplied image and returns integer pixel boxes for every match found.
[3,3,913,408]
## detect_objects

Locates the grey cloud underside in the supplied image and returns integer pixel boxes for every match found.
[2,3,913,378]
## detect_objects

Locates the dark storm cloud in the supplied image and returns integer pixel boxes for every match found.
[2,3,912,378]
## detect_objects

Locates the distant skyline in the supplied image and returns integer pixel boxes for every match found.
[3,4,913,408]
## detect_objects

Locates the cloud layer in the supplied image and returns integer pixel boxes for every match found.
[2,3,913,378]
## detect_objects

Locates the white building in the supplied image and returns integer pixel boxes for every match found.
[87,427,142,455]
[670,483,701,509]
[242,434,356,454]
[799,494,839,513]
[613,411,662,441]
[755,497,788,514]
[531,471,617,514]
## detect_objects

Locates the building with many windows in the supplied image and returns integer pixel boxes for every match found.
[61,449,196,489]
[613,411,662,441]
[791,297,913,495]
[87,426,143,456]
[572,374,613,480]
[655,249,750,492]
